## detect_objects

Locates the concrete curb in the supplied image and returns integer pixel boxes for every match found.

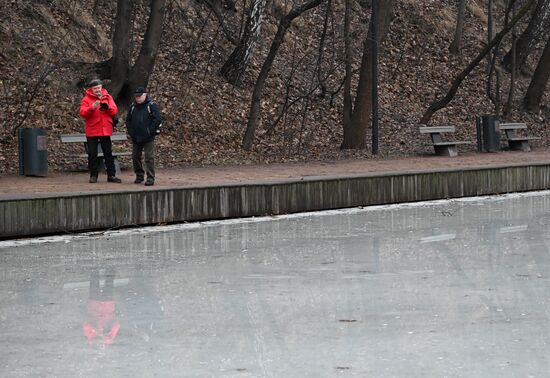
[2,163,550,239]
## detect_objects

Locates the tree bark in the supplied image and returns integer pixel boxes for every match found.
[341,0,394,150]
[242,0,324,150]
[524,35,550,111]
[76,0,166,106]
[126,0,167,101]
[108,0,134,99]
[420,0,535,125]
[449,0,467,55]
[220,0,269,85]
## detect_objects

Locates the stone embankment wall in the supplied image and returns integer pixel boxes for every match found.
[2,164,549,239]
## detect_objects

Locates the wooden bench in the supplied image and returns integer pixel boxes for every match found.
[499,122,540,152]
[60,132,131,174]
[419,126,471,157]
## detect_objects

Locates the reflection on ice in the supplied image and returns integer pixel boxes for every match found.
[2,192,550,376]
[83,268,120,346]
[419,233,456,243]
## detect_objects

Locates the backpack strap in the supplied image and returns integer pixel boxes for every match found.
[131,102,154,115]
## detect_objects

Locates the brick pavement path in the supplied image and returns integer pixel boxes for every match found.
[2,150,550,199]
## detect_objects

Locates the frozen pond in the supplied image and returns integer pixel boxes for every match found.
[2,192,550,377]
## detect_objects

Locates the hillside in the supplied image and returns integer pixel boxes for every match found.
[0,0,548,174]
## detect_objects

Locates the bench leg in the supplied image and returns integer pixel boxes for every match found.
[434,145,458,157]
[98,157,106,174]
[113,158,121,176]
[509,140,531,152]
[98,157,121,175]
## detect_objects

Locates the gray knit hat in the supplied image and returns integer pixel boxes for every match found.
[87,79,102,88]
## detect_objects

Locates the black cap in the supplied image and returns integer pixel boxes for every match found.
[134,86,146,95]
[87,79,102,88]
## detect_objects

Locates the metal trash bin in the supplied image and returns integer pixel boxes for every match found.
[18,128,48,176]
[480,115,500,152]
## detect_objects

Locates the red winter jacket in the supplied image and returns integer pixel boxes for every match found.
[79,88,118,137]
[83,299,120,345]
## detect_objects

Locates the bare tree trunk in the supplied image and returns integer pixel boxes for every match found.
[420,0,535,125]
[242,0,324,150]
[487,0,516,116]
[316,0,332,98]
[92,0,102,17]
[342,0,353,139]
[76,0,166,106]
[504,1,517,117]
[485,0,495,73]
[108,0,134,98]
[220,0,269,85]
[524,35,550,111]
[487,50,503,116]
[341,0,394,150]
[127,0,167,99]
[449,0,467,55]
[503,0,550,72]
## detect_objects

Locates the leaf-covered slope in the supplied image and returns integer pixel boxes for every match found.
[0,0,547,174]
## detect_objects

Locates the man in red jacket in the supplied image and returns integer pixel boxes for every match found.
[79,79,122,183]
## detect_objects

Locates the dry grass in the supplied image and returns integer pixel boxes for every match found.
[467,0,487,24]
[437,7,457,35]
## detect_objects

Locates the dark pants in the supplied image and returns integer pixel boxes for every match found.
[87,136,116,177]
[132,140,155,181]
[89,267,115,301]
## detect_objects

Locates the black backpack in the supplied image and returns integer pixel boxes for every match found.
[129,102,162,135]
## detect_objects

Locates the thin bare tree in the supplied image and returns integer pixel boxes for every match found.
[242,0,325,150]
[420,0,535,125]
[504,0,517,117]
[449,0,467,55]
[503,0,550,72]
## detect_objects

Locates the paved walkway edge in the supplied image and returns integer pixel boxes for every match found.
[2,163,549,239]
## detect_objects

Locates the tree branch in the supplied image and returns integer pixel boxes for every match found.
[420,0,534,124]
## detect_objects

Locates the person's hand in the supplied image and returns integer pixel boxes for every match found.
[92,101,100,110]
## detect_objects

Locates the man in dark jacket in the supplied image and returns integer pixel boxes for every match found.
[125,87,162,186]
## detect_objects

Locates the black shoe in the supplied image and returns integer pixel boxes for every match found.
[107,176,122,183]
[89,176,97,183]
[134,177,144,184]
[144,179,154,186]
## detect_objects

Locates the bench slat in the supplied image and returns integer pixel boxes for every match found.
[499,123,527,130]
[60,134,86,143]
[507,136,540,141]
[70,152,132,158]
[433,141,471,146]
[60,132,127,143]
[419,126,455,134]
